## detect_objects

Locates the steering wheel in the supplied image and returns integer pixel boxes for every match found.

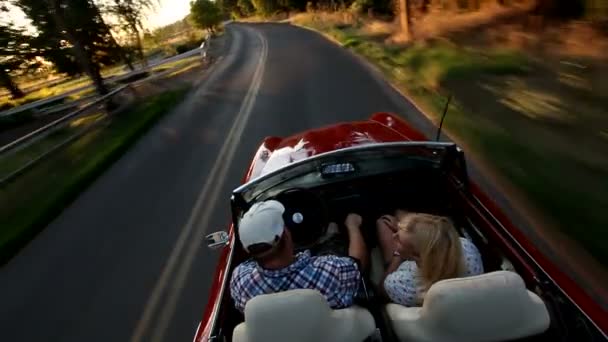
[273,188,329,249]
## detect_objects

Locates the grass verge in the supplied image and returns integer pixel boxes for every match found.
[0,78,91,112]
[294,15,608,266]
[152,56,202,73]
[0,87,189,264]
[0,112,106,178]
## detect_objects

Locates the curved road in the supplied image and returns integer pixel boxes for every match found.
[0,23,549,342]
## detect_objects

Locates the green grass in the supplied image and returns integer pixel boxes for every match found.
[0,76,95,112]
[0,88,67,112]
[0,87,189,264]
[53,77,92,92]
[0,129,74,178]
[152,56,201,72]
[0,110,37,132]
[0,112,106,178]
[344,36,528,90]
[0,68,131,113]
[416,92,608,266]
[298,19,608,267]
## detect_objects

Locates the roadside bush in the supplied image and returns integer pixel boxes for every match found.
[237,0,256,16]
[175,40,201,54]
[176,44,191,54]
[350,0,373,14]
[190,0,223,33]
[0,102,14,111]
[350,0,392,15]
[0,110,35,132]
[116,71,150,84]
[306,1,314,12]
[252,0,277,16]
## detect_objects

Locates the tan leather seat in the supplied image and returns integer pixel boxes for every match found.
[385,271,550,342]
[233,289,376,342]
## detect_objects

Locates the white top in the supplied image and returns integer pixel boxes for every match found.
[384,237,484,306]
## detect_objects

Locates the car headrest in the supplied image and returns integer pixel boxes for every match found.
[386,271,551,342]
[233,289,376,342]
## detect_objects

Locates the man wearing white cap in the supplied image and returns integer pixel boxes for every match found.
[229,200,368,313]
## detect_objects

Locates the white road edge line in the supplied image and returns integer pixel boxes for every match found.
[149,28,268,342]
[127,27,267,342]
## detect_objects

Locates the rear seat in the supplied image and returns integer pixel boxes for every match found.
[385,271,550,342]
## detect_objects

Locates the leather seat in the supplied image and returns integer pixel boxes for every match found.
[233,289,376,342]
[385,271,550,342]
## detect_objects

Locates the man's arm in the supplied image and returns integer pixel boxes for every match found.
[345,213,369,272]
[229,263,255,313]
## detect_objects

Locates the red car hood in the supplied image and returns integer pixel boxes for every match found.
[244,113,426,182]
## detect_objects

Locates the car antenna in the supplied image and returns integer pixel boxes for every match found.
[435,94,452,141]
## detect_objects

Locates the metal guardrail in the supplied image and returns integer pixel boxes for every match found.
[0,49,210,186]
[0,47,203,119]
[0,85,136,186]
[0,85,129,156]
[0,117,110,186]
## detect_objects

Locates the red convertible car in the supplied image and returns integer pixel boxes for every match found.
[194,113,607,342]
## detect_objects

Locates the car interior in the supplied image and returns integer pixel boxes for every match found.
[207,145,600,342]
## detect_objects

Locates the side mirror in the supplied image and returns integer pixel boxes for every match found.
[205,230,230,250]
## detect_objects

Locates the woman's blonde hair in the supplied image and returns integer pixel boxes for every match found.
[399,213,465,300]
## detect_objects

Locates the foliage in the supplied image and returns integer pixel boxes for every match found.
[13,0,125,95]
[151,17,195,42]
[237,0,256,17]
[0,109,34,130]
[175,44,189,54]
[349,0,374,14]
[251,0,277,15]
[106,0,155,66]
[217,0,239,17]
[190,0,223,32]
[0,23,36,98]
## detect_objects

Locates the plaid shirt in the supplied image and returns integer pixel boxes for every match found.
[230,250,361,313]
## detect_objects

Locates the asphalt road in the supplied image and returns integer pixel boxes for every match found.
[0,23,542,342]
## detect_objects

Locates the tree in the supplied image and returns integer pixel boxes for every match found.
[217,0,239,17]
[251,0,277,15]
[106,0,154,67]
[190,0,222,33]
[237,0,255,16]
[14,0,124,96]
[0,24,32,98]
[91,1,135,71]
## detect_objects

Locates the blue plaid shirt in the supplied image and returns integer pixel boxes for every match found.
[230,250,361,312]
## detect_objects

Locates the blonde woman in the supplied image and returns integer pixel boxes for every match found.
[376,213,484,306]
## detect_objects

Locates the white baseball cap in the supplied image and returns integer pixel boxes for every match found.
[238,200,286,252]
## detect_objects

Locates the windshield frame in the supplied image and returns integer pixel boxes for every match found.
[231,141,462,211]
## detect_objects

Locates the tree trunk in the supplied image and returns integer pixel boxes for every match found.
[398,0,411,40]
[48,0,108,96]
[131,23,147,68]
[123,49,136,71]
[109,30,135,71]
[421,0,431,13]
[468,0,479,11]
[0,67,25,99]
[92,3,135,71]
